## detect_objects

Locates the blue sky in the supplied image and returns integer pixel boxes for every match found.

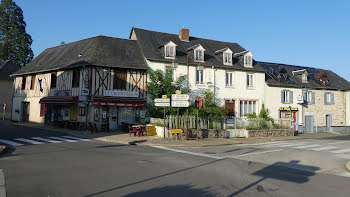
[15,0,350,80]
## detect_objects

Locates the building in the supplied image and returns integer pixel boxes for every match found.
[130,27,266,117]
[0,60,20,120]
[11,36,148,130]
[259,61,350,132]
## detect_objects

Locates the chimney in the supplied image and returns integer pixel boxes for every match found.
[179,27,189,41]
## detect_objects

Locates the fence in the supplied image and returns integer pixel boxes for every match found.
[150,116,291,130]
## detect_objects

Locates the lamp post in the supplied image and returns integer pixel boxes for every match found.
[186,53,190,140]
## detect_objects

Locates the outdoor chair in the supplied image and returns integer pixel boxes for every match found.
[128,126,137,136]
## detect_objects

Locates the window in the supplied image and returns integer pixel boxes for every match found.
[281,90,293,104]
[302,73,308,83]
[51,73,57,88]
[21,77,26,90]
[40,104,45,117]
[304,91,315,104]
[247,74,254,88]
[223,52,232,65]
[165,45,175,58]
[226,72,234,87]
[194,49,204,62]
[244,56,252,67]
[79,107,86,116]
[324,92,334,105]
[30,75,35,90]
[240,100,256,117]
[225,100,235,116]
[196,69,204,84]
[72,69,80,88]
[113,70,126,90]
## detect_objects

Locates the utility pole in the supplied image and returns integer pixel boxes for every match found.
[186,54,189,140]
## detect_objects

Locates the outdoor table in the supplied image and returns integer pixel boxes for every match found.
[132,124,147,137]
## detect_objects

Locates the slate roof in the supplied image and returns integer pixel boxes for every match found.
[131,27,265,73]
[258,61,350,91]
[0,60,20,79]
[12,36,148,76]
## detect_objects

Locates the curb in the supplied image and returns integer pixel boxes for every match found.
[345,161,350,173]
[0,169,6,197]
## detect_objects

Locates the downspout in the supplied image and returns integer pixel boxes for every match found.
[212,66,216,102]
[345,91,347,132]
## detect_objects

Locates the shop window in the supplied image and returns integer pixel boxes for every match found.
[40,104,45,117]
[113,70,126,90]
[51,72,57,88]
[72,69,80,88]
[30,75,35,90]
[240,100,256,117]
[79,107,86,116]
[21,77,26,90]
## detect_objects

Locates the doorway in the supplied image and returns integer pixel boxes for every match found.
[326,114,332,131]
[305,115,314,133]
[109,107,118,130]
[22,102,30,122]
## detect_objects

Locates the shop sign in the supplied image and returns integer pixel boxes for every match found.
[279,107,298,111]
[81,88,89,96]
[146,126,157,136]
[171,129,183,134]
[103,90,139,98]
[93,102,144,107]
[54,90,71,96]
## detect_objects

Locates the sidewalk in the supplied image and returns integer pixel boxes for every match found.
[10,121,348,147]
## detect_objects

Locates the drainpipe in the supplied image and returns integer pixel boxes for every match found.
[212,66,216,102]
[345,91,347,132]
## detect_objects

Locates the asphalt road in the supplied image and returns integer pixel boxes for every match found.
[1,122,350,196]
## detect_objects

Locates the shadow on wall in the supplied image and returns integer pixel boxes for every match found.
[123,185,215,197]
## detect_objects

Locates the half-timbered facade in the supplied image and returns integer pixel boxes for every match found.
[11,36,148,130]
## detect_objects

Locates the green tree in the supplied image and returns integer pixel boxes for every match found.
[147,69,186,118]
[0,0,33,66]
[197,89,225,120]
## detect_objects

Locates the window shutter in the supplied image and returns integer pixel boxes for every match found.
[303,91,307,104]
[311,92,315,104]
[331,93,334,105]
[289,91,293,104]
[324,93,328,105]
[281,90,285,104]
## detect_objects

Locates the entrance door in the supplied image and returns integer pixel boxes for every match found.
[109,108,118,130]
[326,114,332,131]
[22,102,30,122]
[305,115,314,133]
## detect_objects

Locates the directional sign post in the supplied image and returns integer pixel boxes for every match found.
[171,100,190,107]
[154,95,170,139]
[172,94,190,101]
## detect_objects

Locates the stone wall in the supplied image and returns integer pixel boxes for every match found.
[247,129,294,137]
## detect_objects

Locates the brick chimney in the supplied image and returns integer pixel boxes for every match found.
[179,27,189,41]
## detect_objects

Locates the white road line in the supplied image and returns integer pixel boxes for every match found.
[61,136,91,141]
[32,137,61,143]
[47,137,78,142]
[311,146,337,151]
[152,146,225,159]
[327,141,349,145]
[0,139,23,146]
[243,141,286,146]
[14,138,43,145]
[295,144,320,149]
[330,148,350,154]
[229,149,284,158]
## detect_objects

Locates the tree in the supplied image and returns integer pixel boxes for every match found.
[0,0,33,66]
[196,89,225,120]
[147,69,187,118]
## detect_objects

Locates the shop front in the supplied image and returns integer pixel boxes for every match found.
[279,107,299,132]
[39,96,79,124]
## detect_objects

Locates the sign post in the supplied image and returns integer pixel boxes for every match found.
[195,97,203,140]
[154,96,170,138]
[172,93,190,139]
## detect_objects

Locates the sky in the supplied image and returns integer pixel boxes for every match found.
[14,0,350,80]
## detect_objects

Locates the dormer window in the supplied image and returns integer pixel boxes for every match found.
[234,50,254,68]
[292,69,308,83]
[244,55,252,67]
[302,73,308,83]
[224,52,232,65]
[164,41,177,59]
[195,49,204,62]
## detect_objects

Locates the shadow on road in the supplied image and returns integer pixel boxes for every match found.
[0,146,15,158]
[123,185,214,197]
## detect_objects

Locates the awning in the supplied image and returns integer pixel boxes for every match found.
[93,96,146,107]
[39,96,78,104]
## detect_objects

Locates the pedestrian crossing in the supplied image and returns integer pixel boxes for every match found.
[242,140,350,155]
[0,136,91,147]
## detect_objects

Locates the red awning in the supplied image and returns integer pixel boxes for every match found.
[93,96,145,107]
[39,96,78,104]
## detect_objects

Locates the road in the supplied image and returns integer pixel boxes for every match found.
[1,122,350,196]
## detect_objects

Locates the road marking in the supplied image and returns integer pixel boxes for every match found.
[47,137,78,142]
[327,141,348,145]
[62,136,91,141]
[330,148,350,154]
[32,137,61,143]
[0,139,23,146]
[295,144,320,149]
[311,146,337,151]
[152,146,225,159]
[229,149,284,158]
[14,138,44,145]
[237,141,285,146]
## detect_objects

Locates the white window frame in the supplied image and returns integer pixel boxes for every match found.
[165,45,175,59]
[284,91,290,103]
[244,55,252,67]
[194,49,204,62]
[247,73,254,88]
[240,100,257,117]
[226,72,234,87]
[326,93,331,104]
[223,52,232,65]
[306,91,312,103]
[196,69,204,84]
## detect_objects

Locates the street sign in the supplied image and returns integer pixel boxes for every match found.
[175,90,181,94]
[81,88,89,96]
[146,126,157,136]
[171,100,190,107]
[172,94,189,101]
[154,98,170,103]
[155,102,170,107]
[171,129,183,134]
[162,95,167,99]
